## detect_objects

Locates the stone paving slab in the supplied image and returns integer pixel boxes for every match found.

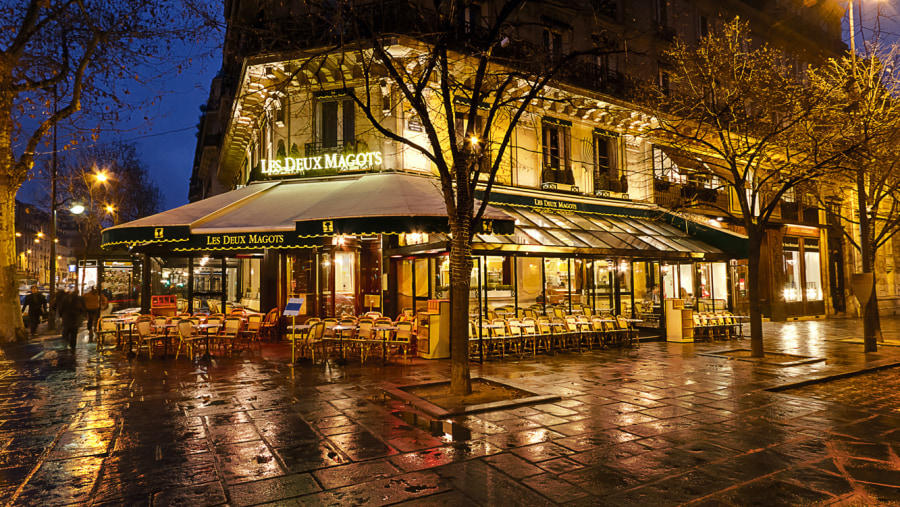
[1,317,900,505]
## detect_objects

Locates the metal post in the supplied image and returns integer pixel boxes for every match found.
[48,83,58,330]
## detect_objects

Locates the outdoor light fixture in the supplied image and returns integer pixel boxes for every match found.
[70,204,85,215]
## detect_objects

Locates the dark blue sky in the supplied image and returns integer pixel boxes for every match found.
[19,4,896,213]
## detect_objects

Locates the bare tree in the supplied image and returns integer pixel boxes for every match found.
[807,44,900,352]
[240,0,617,393]
[56,143,164,261]
[641,19,844,357]
[0,0,216,342]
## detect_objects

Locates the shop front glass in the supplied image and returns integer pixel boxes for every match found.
[696,262,728,310]
[516,257,543,313]
[286,250,316,317]
[783,238,802,303]
[544,257,570,308]
[591,259,614,314]
[632,260,661,327]
[804,239,823,302]
[617,258,632,316]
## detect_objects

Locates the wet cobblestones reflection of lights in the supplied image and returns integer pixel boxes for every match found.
[2,317,900,505]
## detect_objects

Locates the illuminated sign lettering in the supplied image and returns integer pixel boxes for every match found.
[261,151,383,176]
[533,198,578,210]
[206,233,286,246]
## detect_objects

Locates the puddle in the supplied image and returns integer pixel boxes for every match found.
[392,410,472,442]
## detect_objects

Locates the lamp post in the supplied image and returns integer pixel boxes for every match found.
[48,83,59,330]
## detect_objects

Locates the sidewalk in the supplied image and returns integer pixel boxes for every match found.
[1,317,899,506]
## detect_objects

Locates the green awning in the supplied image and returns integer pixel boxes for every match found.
[102,172,513,252]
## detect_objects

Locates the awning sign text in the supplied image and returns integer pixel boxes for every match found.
[261,151,383,176]
[206,233,286,246]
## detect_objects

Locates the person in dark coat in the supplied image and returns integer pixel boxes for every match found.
[57,290,86,351]
[21,285,47,337]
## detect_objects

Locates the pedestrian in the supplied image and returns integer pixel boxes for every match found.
[83,286,108,340]
[21,285,47,337]
[57,290,86,351]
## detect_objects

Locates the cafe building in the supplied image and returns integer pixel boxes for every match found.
[103,48,757,334]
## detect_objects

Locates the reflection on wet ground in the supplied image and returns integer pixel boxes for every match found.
[1,317,899,505]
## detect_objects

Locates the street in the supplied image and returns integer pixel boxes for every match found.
[1,318,899,506]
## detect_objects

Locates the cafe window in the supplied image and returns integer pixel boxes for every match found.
[783,238,802,302]
[593,131,619,192]
[319,98,355,149]
[782,236,823,303]
[542,119,573,185]
[804,239,823,301]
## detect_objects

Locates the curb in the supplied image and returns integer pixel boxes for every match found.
[764,360,900,392]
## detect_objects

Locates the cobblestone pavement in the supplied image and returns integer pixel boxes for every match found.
[1,318,899,506]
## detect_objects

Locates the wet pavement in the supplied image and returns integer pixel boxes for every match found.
[1,318,900,506]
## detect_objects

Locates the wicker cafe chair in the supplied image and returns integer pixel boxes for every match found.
[259,308,281,341]
[218,317,244,355]
[135,318,166,359]
[352,317,377,363]
[175,318,204,360]
[615,315,638,348]
[96,315,118,351]
[240,313,264,349]
[389,321,415,362]
[468,320,481,359]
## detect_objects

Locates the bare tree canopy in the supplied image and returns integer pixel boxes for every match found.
[0,0,218,342]
[641,18,844,356]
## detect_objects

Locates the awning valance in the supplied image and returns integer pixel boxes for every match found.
[102,172,514,252]
[476,189,749,259]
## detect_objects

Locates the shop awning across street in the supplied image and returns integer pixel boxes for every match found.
[103,171,748,259]
[101,172,514,252]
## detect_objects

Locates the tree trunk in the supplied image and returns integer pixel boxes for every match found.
[0,179,26,343]
[857,171,878,352]
[448,215,474,396]
[746,232,765,357]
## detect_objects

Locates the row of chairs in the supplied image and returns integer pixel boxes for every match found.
[692,312,744,341]
[469,314,638,360]
[291,316,416,364]
[96,311,269,359]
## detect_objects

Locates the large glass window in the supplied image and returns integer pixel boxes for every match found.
[287,251,316,316]
[783,238,802,302]
[516,257,543,311]
[804,239,823,301]
[544,257,571,306]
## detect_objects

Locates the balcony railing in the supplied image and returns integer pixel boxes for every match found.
[305,139,361,158]
[653,179,728,212]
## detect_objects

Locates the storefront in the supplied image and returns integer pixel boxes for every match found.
[101,172,514,318]
[384,187,747,335]
[103,173,747,331]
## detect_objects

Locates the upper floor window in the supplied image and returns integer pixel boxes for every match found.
[591,0,617,20]
[457,3,481,34]
[654,0,668,26]
[318,95,355,149]
[697,15,709,40]
[594,131,619,192]
[543,28,564,58]
[657,64,670,94]
[542,118,573,185]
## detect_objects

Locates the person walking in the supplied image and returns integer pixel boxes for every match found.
[58,290,86,351]
[21,285,47,337]
[83,287,107,340]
